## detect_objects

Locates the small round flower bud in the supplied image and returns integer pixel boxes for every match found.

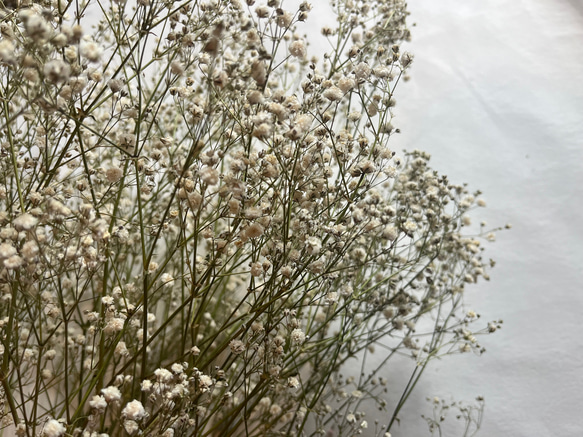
[289,40,306,58]
[122,400,147,421]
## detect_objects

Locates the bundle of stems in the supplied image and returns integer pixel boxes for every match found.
[0,0,503,436]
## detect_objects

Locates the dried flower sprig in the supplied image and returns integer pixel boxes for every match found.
[0,1,504,436]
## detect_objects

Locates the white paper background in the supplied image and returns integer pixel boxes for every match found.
[304,0,583,435]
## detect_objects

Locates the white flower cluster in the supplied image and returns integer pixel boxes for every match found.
[0,0,503,436]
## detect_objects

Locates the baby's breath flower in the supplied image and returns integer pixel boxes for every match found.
[400,51,414,68]
[198,374,213,392]
[103,317,124,336]
[247,90,264,105]
[123,420,139,435]
[255,6,270,18]
[250,262,263,277]
[101,386,121,403]
[43,60,71,83]
[23,14,51,42]
[325,291,338,304]
[383,226,398,241]
[80,39,102,62]
[229,339,246,355]
[253,122,272,138]
[122,400,146,421]
[338,77,355,93]
[323,86,344,101]
[170,61,184,75]
[460,343,472,353]
[4,255,23,269]
[354,62,371,80]
[108,79,124,93]
[42,419,66,437]
[0,243,16,259]
[306,236,322,254]
[115,341,129,357]
[288,376,300,389]
[403,336,418,350]
[277,11,294,28]
[403,221,417,232]
[291,328,306,345]
[154,368,173,383]
[245,222,264,239]
[289,39,307,58]
[89,395,107,411]
[0,40,15,64]
[269,404,282,416]
[171,363,184,374]
[106,167,123,183]
[160,273,174,287]
[251,60,267,85]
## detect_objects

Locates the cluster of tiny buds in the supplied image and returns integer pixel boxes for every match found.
[0,0,503,435]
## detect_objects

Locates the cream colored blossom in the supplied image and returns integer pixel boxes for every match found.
[42,419,65,437]
[291,328,306,345]
[323,86,343,101]
[229,339,246,355]
[122,400,147,421]
[101,386,121,403]
[289,39,306,58]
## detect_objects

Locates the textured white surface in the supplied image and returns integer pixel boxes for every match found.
[390,0,583,435]
[304,0,583,435]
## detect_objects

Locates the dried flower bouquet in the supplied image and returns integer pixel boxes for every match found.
[0,0,503,436]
